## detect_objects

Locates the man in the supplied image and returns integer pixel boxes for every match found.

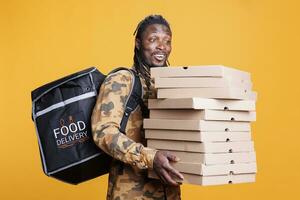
[91,15,183,200]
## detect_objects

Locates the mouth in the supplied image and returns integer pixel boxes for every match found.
[153,53,166,62]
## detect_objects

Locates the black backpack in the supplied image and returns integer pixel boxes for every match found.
[31,67,146,184]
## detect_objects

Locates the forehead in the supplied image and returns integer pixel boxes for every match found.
[141,24,172,38]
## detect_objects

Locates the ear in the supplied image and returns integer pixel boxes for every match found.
[135,38,141,50]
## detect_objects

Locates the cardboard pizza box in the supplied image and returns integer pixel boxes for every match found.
[145,130,252,142]
[150,66,251,80]
[148,98,256,111]
[170,162,257,176]
[163,151,256,165]
[157,88,257,100]
[147,140,254,153]
[148,170,256,186]
[150,109,256,122]
[143,119,251,131]
[154,77,252,89]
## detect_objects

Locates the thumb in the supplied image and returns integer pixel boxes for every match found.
[166,152,180,162]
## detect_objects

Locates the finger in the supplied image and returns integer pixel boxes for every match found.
[163,163,184,180]
[160,168,179,186]
[160,177,167,184]
[159,172,168,185]
[166,151,180,162]
[154,168,167,185]
[169,171,184,184]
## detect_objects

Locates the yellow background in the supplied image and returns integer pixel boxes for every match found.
[1,0,299,199]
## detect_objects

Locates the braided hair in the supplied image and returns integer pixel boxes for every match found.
[133,15,172,89]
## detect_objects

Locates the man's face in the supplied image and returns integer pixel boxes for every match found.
[136,24,172,67]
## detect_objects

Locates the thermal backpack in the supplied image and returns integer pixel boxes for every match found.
[31,67,145,184]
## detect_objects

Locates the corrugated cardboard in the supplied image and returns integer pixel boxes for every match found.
[150,66,251,80]
[150,109,256,122]
[157,88,257,100]
[170,162,257,176]
[148,170,256,186]
[143,119,251,131]
[145,130,252,142]
[154,77,252,89]
[148,98,256,111]
[147,140,254,153]
[163,151,256,165]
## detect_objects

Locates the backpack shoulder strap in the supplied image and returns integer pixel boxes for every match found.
[107,67,149,134]
[107,67,130,76]
[116,68,148,133]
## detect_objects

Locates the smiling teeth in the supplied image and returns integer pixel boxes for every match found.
[154,54,165,61]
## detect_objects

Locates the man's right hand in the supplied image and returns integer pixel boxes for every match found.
[153,150,184,186]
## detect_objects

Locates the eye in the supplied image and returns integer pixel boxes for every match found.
[149,37,156,42]
[163,39,171,45]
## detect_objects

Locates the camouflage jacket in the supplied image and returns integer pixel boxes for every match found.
[91,68,181,200]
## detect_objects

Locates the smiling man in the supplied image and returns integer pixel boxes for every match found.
[91,15,183,200]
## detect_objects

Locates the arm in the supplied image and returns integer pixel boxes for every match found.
[91,70,157,169]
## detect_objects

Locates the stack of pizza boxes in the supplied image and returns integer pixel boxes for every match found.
[145,66,257,186]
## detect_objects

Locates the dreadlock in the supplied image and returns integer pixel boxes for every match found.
[133,14,171,89]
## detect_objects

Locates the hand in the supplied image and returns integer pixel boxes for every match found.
[153,150,184,186]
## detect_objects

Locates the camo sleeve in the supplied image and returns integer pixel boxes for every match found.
[91,70,157,169]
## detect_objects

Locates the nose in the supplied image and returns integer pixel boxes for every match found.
[156,40,166,50]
